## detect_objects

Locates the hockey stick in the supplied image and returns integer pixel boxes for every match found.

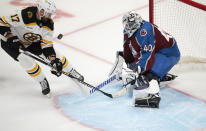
[0,34,126,98]
[89,74,118,94]
[90,51,128,98]
[90,72,135,98]
[21,49,131,98]
[0,34,115,98]
[19,49,115,98]
[56,36,127,97]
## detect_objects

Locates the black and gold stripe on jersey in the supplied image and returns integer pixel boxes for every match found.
[21,6,54,31]
[26,64,42,77]
[41,39,53,47]
[0,16,10,38]
[0,16,9,26]
[61,56,69,69]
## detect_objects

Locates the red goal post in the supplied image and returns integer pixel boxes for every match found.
[149,0,206,64]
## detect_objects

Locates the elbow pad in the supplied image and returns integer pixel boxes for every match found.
[0,26,10,36]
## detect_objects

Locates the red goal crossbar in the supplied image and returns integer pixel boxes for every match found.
[179,0,206,11]
[149,0,206,23]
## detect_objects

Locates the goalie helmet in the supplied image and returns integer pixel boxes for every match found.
[37,0,56,19]
[122,11,143,37]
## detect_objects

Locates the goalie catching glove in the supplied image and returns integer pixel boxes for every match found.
[50,58,63,77]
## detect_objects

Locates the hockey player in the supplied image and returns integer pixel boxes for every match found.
[0,0,84,96]
[117,11,180,108]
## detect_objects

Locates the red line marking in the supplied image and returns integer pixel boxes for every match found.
[8,0,206,128]
[53,3,149,65]
[53,2,206,104]
[52,1,206,130]
[166,84,206,104]
[53,93,105,131]
[54,39,113,65]
[62,5,149,37]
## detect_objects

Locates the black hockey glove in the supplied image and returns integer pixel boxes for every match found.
[50,58,63,77]
[1,36,23,61]
[127,63,141,73]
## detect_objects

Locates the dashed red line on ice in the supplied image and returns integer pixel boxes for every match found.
[53,4,149,65]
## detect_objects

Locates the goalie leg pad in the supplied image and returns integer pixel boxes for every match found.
[133,78,161,108]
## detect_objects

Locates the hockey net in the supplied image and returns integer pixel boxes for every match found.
[149,0,206,67]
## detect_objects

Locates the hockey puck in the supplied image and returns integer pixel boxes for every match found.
[57,34,63,39]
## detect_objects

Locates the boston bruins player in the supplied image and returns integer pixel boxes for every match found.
[0,0,84,96]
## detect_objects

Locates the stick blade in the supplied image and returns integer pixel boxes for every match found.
[111,88,127,98]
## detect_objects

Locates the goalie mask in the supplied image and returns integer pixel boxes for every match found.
[37,0,56,19]
[122,11,143,37]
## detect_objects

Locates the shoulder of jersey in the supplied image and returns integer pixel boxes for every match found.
[142,21,153,32]
[21,6,54,31]
[138,21,153,37]
[41,18,54,31]
[21,7,38,24]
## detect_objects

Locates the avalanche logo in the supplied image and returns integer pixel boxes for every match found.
[140,29,147,36]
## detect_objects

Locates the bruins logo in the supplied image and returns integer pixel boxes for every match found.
[23,32,42,43]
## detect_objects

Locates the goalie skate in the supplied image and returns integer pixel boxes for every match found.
[134,94,161,108]
[160,73,177,82]
[159,73,177,87]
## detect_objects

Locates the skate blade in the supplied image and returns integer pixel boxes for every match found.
[135,104,159,108]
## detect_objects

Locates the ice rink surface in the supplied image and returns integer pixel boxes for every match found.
[0,0,206,131]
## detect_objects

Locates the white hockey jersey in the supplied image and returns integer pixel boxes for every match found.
[0,6,54,49]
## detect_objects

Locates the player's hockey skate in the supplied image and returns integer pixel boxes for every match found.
[134,94,161,108]
[67,68,84,82]
[39,78,51,97]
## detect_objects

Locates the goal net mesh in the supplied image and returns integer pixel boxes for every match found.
[150,0,206,64]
